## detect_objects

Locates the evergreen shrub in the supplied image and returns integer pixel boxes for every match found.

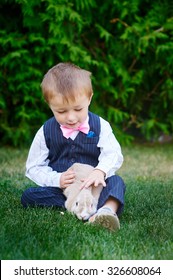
[0,0,173,146]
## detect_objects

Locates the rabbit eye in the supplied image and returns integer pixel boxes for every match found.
[91,204,93,207]
[76,202,78,206]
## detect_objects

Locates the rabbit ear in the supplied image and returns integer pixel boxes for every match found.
[64,186,80,210]
[65,194,77,211]
[91,184,103,200]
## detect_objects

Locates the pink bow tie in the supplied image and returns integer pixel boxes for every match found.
[60,119,90,139]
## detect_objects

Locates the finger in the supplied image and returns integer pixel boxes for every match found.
[67,175,75,181]
[61,184,67,189]
[65,178,75,184]
[65,173,75,180]
[100,180,106,187]
[80,180,93,189]
[62,179,75,188]
[93,178,100,187]
[68,170,75,175]
[62,184,69,189]
[91,179,106,188]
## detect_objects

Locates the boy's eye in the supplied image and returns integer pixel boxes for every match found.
[75,108,82,111]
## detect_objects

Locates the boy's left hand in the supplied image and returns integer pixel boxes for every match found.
[80,169,106,189]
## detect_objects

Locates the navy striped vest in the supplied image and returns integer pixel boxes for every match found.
[43,112,101,172]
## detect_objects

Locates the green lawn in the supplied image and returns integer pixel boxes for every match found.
[0,144,173,260]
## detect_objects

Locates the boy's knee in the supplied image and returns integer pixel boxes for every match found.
[106,175,126,191]
[21,188,34,207]
[117,175,126,192]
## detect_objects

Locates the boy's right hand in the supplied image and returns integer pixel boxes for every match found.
[60,169,75,189]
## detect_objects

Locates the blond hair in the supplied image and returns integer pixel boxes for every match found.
[41,62,93,103]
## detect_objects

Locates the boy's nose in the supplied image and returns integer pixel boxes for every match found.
[67,112,76,123]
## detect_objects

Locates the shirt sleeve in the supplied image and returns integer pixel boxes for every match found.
[95,117,124,178]
[25,126,62,187]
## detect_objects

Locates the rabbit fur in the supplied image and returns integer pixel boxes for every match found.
[63,163,103,220]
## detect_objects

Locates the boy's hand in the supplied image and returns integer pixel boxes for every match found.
[80,169,106,189]
[60,169,75,189]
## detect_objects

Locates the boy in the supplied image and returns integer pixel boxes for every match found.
[21,62,126,231]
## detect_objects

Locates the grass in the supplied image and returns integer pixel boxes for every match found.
[0,143,173,260]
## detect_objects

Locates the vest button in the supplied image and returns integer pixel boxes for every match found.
[71,158,75,163]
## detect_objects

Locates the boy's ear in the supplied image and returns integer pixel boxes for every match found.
[89,93,93,104]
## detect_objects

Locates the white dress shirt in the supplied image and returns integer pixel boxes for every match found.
[26,116,124,187]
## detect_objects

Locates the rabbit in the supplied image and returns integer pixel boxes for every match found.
[63,163,103,220]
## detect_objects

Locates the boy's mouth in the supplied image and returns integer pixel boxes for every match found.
[66,123,79,129]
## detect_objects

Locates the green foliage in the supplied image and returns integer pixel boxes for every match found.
[0,0,173,146]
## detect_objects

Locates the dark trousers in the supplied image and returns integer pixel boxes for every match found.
[21,175,126,216]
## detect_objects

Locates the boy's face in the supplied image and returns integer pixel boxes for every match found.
[49,94,92,128]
